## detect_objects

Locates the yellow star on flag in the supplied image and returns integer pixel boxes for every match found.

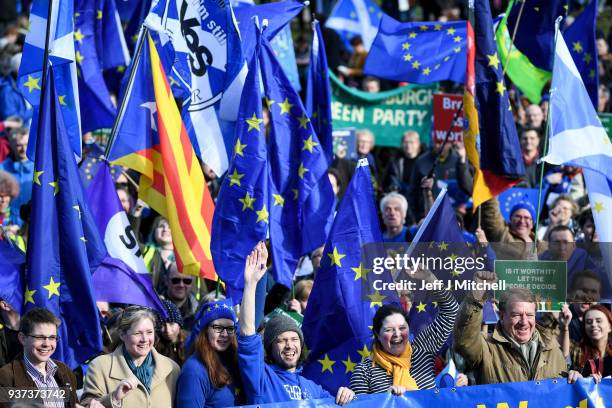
[434,64,441,70]
[487,53,500,70]
[328,247,346,267]
[589,69,595,79]
[451,269,462,277]
[97,9,103,19]
[49,180,59,195]
[24,75,41,92]
[297,113,310,129]
[58,95,67,106]
[234,139,247,156]
[437,241,448,251]
[443,56,450,62]
[33,170,43,185]
[357,344,370,360]
[403,53,413,62]
[434,24,442,31]
[402,42,410,50]
[583,53,592,64]
[246,113,264,132]
[228,169,244,187]
[422,67,431,76]
[298,163,309,179]
[496,80,506,96]
[272,194,285,207]
[409,32,417,39]
[419,25,428,31]
[318,354,336,373]
[264,96,275,110]
[453,36,462,43]
[416,302,427,312]
[117,65,126,73]
[342,355,357,373]
[256,205,269,224]
[351,263,371,281]
[368,291,386,308]
[24,286,36,305]
[447,27,456,35]
[239,192,255,211]
[43,277,61,299]
[74,29,84,43]
[593,201,605,213]
[278,98,293,115]
[572,41,583,53]
[448,253,458,262]
[411,61,421,69]
[292,188,299,200]
[454,46,461,53]
[75,50,84,65]
[302,136,318,153]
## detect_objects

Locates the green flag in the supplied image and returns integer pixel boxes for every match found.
[495,0,551,104]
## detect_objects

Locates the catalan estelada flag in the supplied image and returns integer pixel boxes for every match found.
[463,0,525,209]
[108,32,216,279]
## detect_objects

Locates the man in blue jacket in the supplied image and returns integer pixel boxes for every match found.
[238,241,355,405]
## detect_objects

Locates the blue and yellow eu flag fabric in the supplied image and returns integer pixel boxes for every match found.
[94,0,131,70]
[260,35,335,290]
[211,25,269,301]
[364,15,467,84]
[464,0,525,209]
[564,0,599,109]
[75,0,117,133]
[25,68,104,368]
[306,20,334,165]
[302,159,383,394]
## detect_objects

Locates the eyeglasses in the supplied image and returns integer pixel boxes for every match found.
[210,325,235,335]
[171,277,193,285]
[27,334,59,342]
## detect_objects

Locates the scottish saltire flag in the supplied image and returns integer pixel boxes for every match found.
[260,36,335,289]
[306,20,333,165]
[363,16,467,84]
[19,0,82,159]
[302,159,382,394]
[435,358,458,388]
[463,0,524,209]
[75,0,117,133]
[498,187,544,223]
[270,26,301,92]
[541,31,612,172]
[564,0,599,109]
[94,0,131,70]
[86,161,166,312]
[211,26,268,301]
[0,239,25,314]
[25,68,103,368]
[146,0,245,177]
[108,33,217,280]
[326,0,382,51]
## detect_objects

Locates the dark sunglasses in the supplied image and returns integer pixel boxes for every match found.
[171,277,193,285]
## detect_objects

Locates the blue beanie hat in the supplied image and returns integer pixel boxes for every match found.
[510,201,536,222]
[185,299,236,350]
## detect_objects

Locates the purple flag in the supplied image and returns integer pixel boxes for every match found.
[86,161,165,313]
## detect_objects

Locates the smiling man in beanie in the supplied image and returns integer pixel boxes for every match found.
[238,242,354,405]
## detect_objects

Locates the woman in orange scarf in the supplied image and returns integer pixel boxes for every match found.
[349,270,458,395]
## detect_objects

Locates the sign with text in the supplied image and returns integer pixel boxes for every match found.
[494,260,567,311]
[432,93,463,143]
[329,70,437,147]
[599,113,612,142]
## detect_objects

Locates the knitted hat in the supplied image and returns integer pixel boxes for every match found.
[158,299,184,328]
[184,299,236,351]
[263,315,304,356]
[510,201,536,222]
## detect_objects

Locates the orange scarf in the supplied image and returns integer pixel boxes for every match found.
[371,342,419,390]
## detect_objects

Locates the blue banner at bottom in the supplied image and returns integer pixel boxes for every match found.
[245,378,610,407]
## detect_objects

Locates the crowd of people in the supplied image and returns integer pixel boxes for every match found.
[1,0,612,407]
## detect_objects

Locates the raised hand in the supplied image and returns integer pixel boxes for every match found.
[472,271,497,301]
[244,241,268,285]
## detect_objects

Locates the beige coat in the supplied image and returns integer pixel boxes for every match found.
[81,347,180,408]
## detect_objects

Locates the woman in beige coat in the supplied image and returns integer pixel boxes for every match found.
[81,306,180,408]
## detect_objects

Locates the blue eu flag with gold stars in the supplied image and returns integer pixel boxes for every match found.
[211,24,269,301]
[364,15,467,84]
[564,0,599,109]
[25,68,103,368]
[260,35,335,290]
[302,159,383,394]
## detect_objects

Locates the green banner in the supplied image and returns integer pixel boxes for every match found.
[599,113,612,142]
[329,71,437,147]
[494,260,567,312]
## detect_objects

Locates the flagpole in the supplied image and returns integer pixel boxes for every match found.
[500,0,526,77]
[35,0,55,127]
[534,16,564,254]
[104,26,149,159]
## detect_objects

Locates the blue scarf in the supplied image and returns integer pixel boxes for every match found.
[122,346,155,392]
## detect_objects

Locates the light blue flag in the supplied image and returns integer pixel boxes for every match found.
[18,0,82,159]
[584,169,612,243]
[270,25,301,92]
[326,0,382,51]
[542,30,612,173]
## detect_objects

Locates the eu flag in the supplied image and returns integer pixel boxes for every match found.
[0,239,25,314]
[75,0,117,133]
[211,24,269,301]
[302,159,382,393]
[260,35,335,290]
[306,20,334,165]
[94,0,131,70]
[25,68,104,368]
[563,0,599,109]
[364,15,467,84]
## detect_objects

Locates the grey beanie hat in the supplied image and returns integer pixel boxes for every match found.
[263,315,304,354]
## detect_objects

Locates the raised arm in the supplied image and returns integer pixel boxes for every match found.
[240,241,268,336]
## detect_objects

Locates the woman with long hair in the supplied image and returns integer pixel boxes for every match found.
[155,299,187,366]
[176,299,242,407]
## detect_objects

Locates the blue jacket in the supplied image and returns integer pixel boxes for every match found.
[238,334,332,404]
[176,354,238,408]
[0,76,32,122]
